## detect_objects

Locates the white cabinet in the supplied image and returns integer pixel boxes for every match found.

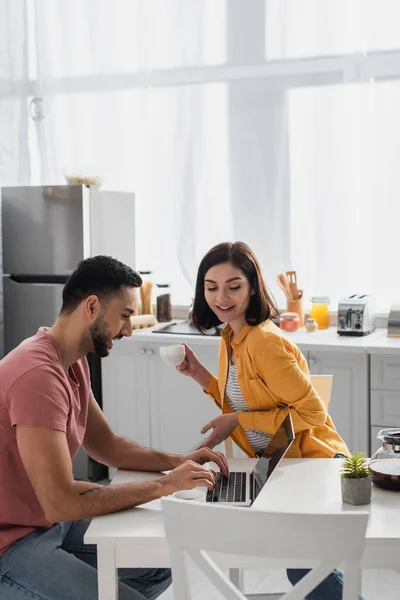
[102,337,223,454]
[370,354,400,455]
[370,390,400,426]
[102,336,248,464]
[371,426,384,456]
[371,354,400,391]
[101,337,151,448]
[147,341,221,454]
[307,351,369,455]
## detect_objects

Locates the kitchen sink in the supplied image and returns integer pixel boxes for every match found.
[155,320,222,336]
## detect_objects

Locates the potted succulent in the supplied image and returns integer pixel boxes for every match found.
[341,452,372,505]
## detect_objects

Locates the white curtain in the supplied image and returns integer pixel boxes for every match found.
[289,80,400,309]
[266,0,400,59]
[29,0,290,304]
[27,0,400,309]
[0,0,30,187]
[0,0,30,356]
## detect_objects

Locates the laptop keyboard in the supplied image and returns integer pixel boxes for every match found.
[206,471,247,503]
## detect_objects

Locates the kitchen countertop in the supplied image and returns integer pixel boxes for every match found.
[129,321,222,345]
[128,321,400,354]
[365,333,400,355]
[282,327,388,353]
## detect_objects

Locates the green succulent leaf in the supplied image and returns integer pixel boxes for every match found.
[340,452,370,479]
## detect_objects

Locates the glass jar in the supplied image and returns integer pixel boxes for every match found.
[310,296,330,330]
[370,429,400,491]
[156,283,172,322]
[139,271,154,315]
[279,312,300,332]
[305,317,318,332]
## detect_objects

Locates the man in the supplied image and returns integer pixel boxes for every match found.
[0,255,228,600]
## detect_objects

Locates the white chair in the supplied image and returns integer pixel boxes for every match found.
[309,374,333,410]
[162,498,367,600]
[224,375,337,596]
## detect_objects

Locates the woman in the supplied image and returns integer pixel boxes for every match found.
[177,241,360,600]
[178,241,348,459]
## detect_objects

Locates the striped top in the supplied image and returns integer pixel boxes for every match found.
[225,359,270,453]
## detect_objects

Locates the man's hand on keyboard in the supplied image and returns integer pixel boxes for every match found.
[185,447,229,477]
[160,460,217,495]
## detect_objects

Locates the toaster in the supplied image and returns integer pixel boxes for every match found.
[337,294,376,336]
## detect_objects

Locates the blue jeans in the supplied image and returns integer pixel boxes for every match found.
[286,454,363,600]
[0,518,171,599]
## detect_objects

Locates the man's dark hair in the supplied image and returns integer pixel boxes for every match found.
[61,255,142,314]
[192,241,278,332]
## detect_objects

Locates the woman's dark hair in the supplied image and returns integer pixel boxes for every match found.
[61,255,142,314]
[192,242,278,332]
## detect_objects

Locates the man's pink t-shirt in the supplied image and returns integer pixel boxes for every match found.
[0,328,91,556]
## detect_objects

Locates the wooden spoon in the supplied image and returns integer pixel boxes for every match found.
[277,273,293,300]
[286,271,299,301]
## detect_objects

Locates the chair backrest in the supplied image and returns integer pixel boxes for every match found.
[162,498,367,600]
[224,374,333,457]
[310,374,333,409]
[224,436,234,458]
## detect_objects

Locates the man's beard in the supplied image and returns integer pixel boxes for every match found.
[89,314,112,357]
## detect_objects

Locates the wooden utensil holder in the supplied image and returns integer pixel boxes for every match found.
[287,298,304,327]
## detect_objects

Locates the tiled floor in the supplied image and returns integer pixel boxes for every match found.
[159,566,400,599]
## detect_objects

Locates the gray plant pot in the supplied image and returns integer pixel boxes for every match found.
[341,476,372,505]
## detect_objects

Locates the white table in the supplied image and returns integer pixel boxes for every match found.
[85,458,400,599]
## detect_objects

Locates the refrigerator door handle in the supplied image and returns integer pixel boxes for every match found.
[9,274,70,284]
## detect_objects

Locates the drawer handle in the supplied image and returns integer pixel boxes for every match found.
[147,349,154,356]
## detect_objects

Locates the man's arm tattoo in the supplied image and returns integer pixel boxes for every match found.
[79,487,101,496]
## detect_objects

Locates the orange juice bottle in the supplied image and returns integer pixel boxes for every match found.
[310,297,330,330]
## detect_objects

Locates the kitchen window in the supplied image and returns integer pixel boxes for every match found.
[23,0,400,310]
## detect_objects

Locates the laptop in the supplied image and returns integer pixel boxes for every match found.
[204,413,294,507]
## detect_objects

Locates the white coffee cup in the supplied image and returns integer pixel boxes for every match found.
[159,344,186,367]
[172,489,206,502]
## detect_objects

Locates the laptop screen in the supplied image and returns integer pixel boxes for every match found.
[252,413,295,501]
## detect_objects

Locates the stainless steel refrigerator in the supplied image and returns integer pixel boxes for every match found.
[1,184,136,480]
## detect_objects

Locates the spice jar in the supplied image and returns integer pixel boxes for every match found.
[156,283,172,322]
[139,271,154,315]
[279,312,300,332]
[310,296,330,330]
[305,317,318,333]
